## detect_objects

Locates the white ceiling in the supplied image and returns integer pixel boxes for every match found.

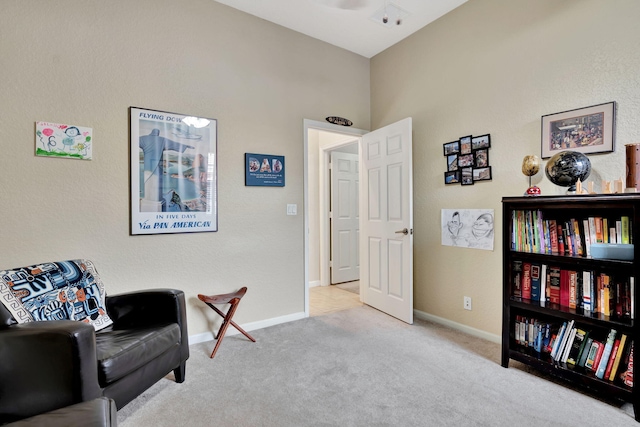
[214,0,468,58]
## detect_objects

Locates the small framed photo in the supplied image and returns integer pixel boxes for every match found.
[461,167,473,185]
[443,140,460,155]
[447,154,458,171]
[458,153,473,168]
[473,166,492,182]
[541,101,615,158]
[474,148,489,167]
[444,170,460,185]
[471,134,491,150]
[459,135,472,154]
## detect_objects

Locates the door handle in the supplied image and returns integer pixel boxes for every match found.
[395,228,409,235]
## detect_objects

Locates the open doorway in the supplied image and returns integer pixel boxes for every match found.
[304,118,414,322]
[328,144,359,285]
[303,119,367,317]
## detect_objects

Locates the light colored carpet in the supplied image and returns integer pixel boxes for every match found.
[118,306,636,426]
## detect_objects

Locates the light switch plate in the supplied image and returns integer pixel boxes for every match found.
[287,204,297,215]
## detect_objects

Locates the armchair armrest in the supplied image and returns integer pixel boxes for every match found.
[106,289,188,358]
[0,321,102,423]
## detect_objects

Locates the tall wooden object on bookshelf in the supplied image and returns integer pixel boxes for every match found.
[502,194,640,422]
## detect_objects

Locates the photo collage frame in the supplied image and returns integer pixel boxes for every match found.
[443,134,492,186]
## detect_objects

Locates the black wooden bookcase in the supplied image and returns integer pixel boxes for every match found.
[502,194,640,422]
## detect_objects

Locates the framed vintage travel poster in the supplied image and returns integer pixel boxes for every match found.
[130,107,218,235]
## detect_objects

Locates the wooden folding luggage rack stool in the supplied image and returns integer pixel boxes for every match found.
[197,287,256,359]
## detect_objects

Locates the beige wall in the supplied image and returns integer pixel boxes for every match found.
[4,0,639,343]
[371,0,640,337]
[0,0,370,338]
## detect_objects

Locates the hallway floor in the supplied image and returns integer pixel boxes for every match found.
[309,283,362,317]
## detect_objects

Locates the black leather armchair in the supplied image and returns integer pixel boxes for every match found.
[0,289,189,425]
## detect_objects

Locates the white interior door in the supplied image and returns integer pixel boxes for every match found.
[330,151,359,284]
[360,118,413,324]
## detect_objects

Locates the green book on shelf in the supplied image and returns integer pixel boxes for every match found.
[567,329,589,366]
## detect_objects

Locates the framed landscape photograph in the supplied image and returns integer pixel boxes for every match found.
[443,140,460,156]
[471,134,491,150]
[541,101,615,158]
[473,166,492,182]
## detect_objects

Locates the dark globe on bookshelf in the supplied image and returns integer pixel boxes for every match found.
[545,150,591,193]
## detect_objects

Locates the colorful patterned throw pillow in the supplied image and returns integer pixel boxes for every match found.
[0,259,113,331]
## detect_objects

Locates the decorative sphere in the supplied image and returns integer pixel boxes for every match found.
[545,151,591,191]
[522,155,540,177]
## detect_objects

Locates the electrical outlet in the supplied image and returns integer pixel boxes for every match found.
[464,296,472,311]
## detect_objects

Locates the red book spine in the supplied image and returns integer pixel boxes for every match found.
[605,339,621,380]
[624,344,634,387]
[560,269,571,307]
[522,262,532,300]
[557,224,565,254]
[568,271,577,309]
[593,342,606,372]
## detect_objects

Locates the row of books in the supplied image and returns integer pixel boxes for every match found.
[512,261,635,319]
[511,210,632,256]
[514,315,634,387]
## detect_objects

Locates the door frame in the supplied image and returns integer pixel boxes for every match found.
[303,119,368,317]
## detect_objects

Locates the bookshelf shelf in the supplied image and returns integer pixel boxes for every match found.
[502,194,640,422]
[509,299,634,328]
[511,250,635,270]
[509,350,632,399]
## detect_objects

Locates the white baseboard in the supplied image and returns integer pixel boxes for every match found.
[309,280,321,288]
[188,311,307,345]
[413,309,501,344]
[189,308,500,346]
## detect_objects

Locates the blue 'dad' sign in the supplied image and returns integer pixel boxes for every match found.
[245,153,285,187]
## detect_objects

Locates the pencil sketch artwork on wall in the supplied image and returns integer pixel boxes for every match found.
[441,209,494,251]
